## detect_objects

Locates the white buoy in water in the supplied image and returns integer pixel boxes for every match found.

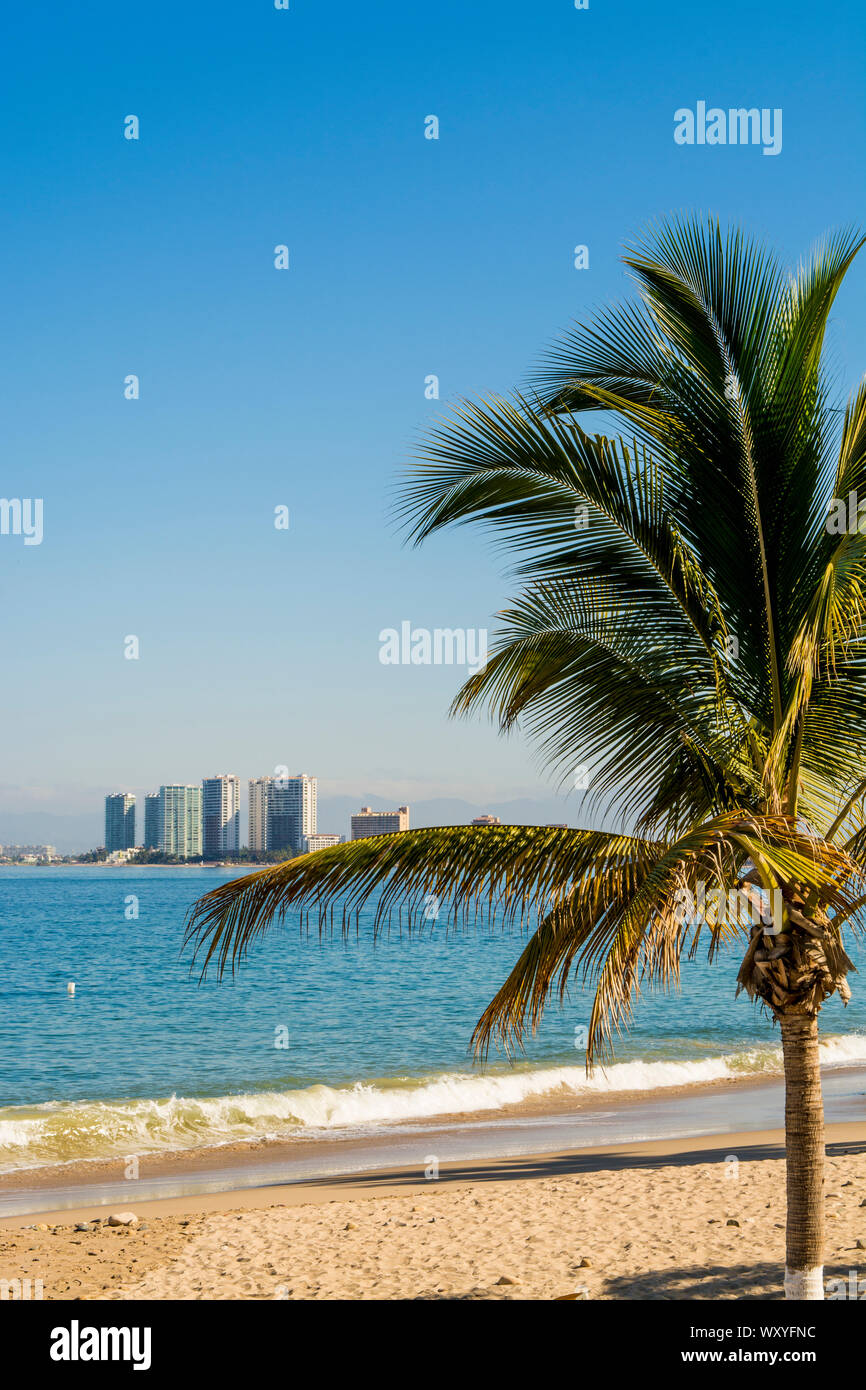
[67,981,75,996]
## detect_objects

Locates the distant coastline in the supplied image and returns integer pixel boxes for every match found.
[0,858,277,869]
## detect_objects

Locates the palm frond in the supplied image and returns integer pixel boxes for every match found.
[187,214,866,1072]
[184,824,652,979]
[470,812,860,1062]
[449,577,757,831]
[186,818,861,1068]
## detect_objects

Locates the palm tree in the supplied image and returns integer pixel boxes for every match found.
[186,217,866,1301]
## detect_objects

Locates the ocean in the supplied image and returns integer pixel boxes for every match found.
[1,866,865,1176]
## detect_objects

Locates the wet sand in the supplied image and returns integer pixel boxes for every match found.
[2,1066,863,1301]
[3,1064,864,1218]
[1,1122,864,1300]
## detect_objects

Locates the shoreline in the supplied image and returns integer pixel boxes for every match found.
[0,1069,783,1190]
[2,1123,864,1300]
[3,1121,864,1229]
[3,1064,865,1218]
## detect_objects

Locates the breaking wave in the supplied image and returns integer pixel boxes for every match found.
[2,1033,864,1172]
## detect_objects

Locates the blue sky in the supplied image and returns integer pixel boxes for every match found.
[1,0,864,832]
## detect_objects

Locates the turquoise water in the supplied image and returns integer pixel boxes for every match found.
[1,866,864,1171]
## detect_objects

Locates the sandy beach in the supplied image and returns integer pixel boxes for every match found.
[2,1122,864,1301]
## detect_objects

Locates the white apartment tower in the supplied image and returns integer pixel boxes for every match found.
[247,773,317,855]
[159,785,203,859]
[202,775,240,854]
[248,777,270,852]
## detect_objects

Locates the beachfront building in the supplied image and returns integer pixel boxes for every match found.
[105,793,136,852]
[350,805,410,840]
[0,843,59,862]
[303,832,344,853]
[270,773,317,854]
[248,774,317,855]
[248,777,270,852]
[471,814,501,826]
[202,774,241,854]
[143,793,161,849]
[158,785,202,859]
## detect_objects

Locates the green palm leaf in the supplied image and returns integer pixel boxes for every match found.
[187,215,866,1298]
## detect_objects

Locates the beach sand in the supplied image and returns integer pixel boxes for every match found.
[2,1122,865,1300]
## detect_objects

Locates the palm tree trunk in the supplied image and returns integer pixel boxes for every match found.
[780,1012,824,1299]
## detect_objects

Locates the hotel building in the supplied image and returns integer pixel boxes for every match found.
[202,774,241,854]
[143,793,161,850]
[248,774,317,855]
[303,833,343,854]
[350,805,410,840]
[105,793,136,852]
[248,777,270,852]
[159,785,203,859]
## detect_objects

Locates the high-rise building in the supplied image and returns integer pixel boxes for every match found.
[159,785,202,859]
[248,774,317,854]
[350,805,410,840]
[0,844,58,862]
[144,794,161,850]
[105,793,136,851]
[248,777,270,852]
[292,773,318,849]
[303,833,343,854]
[269,773,317,855]
[202,775,240,854]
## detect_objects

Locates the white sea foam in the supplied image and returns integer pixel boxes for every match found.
[2,1033,864,1172]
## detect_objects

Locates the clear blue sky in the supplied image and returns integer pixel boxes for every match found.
[1,0,864,827]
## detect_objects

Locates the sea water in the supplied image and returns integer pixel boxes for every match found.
[0,866,864,1173]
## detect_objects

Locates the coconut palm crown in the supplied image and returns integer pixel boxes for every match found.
[186,216,866,1299]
